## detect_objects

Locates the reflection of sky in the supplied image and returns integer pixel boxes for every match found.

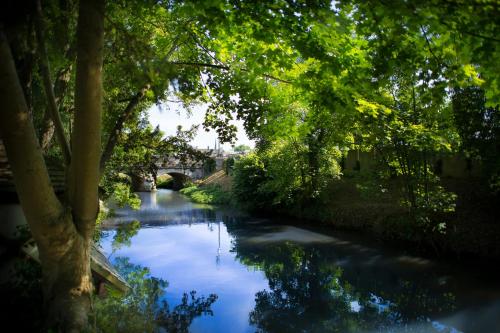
[101,222,268,333]
[101,190,500,333]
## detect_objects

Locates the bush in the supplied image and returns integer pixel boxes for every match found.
[232,153,273,210]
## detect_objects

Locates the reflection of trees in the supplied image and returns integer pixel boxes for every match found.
[232,239,456,333]
[243,244,377,332]
[157,291,218,333]
[106,220,141,259]
[93,257,217,333]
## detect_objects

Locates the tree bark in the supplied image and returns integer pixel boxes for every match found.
[68,0,105,238]
[0,29,90,332]
[37,0,76,153]
[34,0,71,164]
[39,218,93,332]
[39,62,74,152]
[45,0,105,329]
[0,28,64,238]
[2,0,105,330]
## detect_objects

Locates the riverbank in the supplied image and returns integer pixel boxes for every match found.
[179,170,233,205]
[292,178,500,260]
[180,172,500,260]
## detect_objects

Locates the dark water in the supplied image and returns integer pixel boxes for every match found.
[101,190,500,333]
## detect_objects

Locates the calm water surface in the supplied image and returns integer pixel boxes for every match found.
[101,190,500,333]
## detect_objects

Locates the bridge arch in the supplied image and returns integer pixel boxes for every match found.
[161,172,192,190]
[158,167,203,179]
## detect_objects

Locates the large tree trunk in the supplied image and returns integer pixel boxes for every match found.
[0,0,105,330]
[38,213,94,332]
[0,29,90,331]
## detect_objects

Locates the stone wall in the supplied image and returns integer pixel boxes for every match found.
[343,150,482,179]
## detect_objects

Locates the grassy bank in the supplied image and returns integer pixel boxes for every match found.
[180,184,232,205]
[179,170,234,205]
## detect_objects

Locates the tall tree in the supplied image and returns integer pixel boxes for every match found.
[1,0,104,330]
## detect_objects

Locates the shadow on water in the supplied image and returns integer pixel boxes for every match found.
[100,190,500,333]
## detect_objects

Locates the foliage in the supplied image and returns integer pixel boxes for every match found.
[92,257,217,333]
[223,156,235,175]
[353,70,460,229]
[232,139,342,211]
[233,144,251,153]
[180,184,231,205]
[202,157,216,175]
[452,86,500,192]
[7,0,497,228]
[112,183,141,210]
[0,258,44,331]
[167,0,499,236]
[111,221,141,254]
[3,0,500,327]
[232,153,274,210]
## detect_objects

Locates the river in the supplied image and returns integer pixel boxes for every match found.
[101,189,500,333]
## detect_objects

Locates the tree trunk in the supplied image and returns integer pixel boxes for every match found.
[38,213,94,332]
[35,0,72,164]
[68,0,104,238]
[0,29,92,331]
[0,0,104,329]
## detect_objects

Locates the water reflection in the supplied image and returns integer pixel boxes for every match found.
[105,190,218,227]
[227,221,500,333]
[93,257,217,333]
[233,242,456,332]
[101,190,500,333]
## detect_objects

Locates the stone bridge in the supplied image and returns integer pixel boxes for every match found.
[135,152,229,191]
[157,166,205,180]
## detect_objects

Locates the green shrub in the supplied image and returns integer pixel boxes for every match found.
[113,183,141,210]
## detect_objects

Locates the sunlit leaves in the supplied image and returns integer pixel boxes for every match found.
[355,99,391,118]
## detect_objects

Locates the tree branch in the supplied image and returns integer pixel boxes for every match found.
[39,65,73,151]
[419,25,442,67]
[35,0,71,164]
[170,61,294,84]
[99,84,150,175]
[68,0,105,238]
[100,38,181,176]
[0,30,64,239]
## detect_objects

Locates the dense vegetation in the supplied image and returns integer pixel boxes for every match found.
[177,0,499,255]
[1,0,499,330]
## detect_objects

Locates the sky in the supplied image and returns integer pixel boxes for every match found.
[147,101,254,151]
